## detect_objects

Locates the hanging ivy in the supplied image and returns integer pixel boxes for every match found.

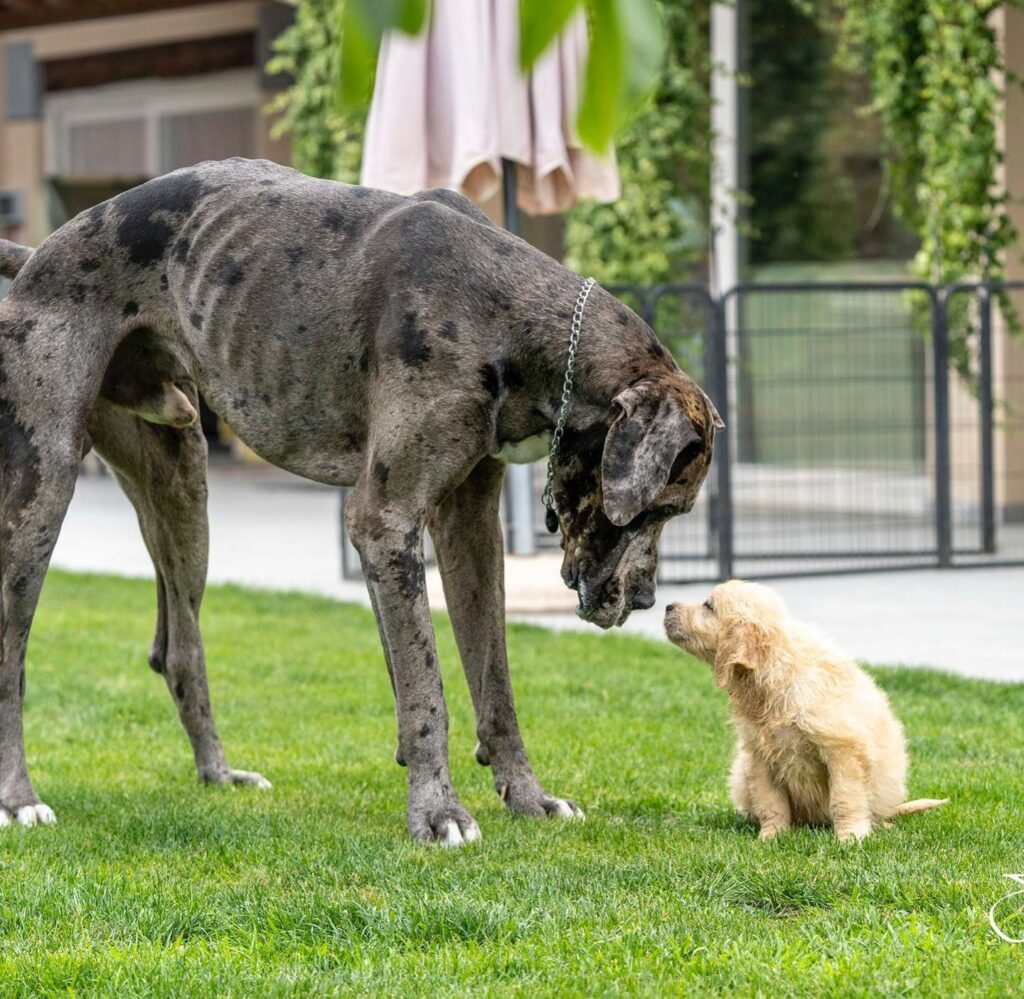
[267,0,364,183]
[834,0,1019,373]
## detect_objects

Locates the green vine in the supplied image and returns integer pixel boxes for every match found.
[268,0,363,183]
[835,0,1019,374]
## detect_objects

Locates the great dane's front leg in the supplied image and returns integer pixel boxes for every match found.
[346,487,480,846]
[430,458,584,821]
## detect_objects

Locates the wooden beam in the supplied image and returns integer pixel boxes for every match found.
[43,32,255,90]
[0,0,231,32]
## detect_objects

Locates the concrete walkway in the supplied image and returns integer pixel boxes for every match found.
[50,462,1023,683]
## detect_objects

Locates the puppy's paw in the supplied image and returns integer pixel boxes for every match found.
[836,820,872,843]
[758,824,787,841]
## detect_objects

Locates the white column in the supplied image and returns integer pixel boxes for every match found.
[711,0,742,298]
[710,0,744,465]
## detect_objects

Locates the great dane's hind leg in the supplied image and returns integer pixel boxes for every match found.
[89,402,270,790]
[0,436,81,828]
[346,483,480,846]
[429,457,584,821]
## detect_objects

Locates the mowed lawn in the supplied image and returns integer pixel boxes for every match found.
[2,571,1023,996]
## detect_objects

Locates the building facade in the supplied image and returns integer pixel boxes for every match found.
[0,0,293,245]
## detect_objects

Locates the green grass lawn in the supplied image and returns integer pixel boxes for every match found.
[3,571,1023,996]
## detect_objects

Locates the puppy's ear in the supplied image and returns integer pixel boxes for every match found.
[602,380,701,526]
[713,620,773,689]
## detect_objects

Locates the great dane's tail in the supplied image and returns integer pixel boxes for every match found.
[0,239,32,280]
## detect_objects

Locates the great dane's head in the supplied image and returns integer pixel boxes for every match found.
[552,370,721,628]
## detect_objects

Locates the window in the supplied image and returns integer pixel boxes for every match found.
[161,107,257,172]
[46,70,258,179]
[66,119,147,177]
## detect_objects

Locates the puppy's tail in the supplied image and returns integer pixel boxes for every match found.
[0,239,32,280]
[894,797,949,816]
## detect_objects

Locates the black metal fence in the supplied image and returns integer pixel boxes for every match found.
[617,280,1024,581]
[340,280,1024,583]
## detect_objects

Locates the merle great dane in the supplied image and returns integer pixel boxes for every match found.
[0,158,719,844]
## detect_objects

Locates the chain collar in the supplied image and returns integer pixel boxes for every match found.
[543,276,597,533]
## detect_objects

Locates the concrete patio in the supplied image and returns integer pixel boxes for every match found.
[49,461,1024,683]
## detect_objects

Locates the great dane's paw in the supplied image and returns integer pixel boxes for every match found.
[0,802,57,828]
[408,794,482,847]
[202,768,272,790]
[228,769,272,789]
[497,779,585,821]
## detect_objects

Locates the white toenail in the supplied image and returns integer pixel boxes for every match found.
[440,821,464,848]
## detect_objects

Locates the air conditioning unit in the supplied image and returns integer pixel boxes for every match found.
[0,190,24,228]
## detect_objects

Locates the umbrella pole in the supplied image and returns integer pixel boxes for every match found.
[501,158,536,557]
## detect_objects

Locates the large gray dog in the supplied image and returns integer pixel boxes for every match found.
[0,158,718,845]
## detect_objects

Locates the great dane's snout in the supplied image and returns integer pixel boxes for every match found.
[629,588,656,611]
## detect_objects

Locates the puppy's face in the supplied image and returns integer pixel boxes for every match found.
[664,580,787,689]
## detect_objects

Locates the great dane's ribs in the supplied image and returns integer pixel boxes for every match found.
[0,158,718,843]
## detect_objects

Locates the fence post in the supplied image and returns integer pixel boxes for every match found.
[978,286,996,554]
[712,291,734,580]
[501,159,536,555]
[932,291,953,567]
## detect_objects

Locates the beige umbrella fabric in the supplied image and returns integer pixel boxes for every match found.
[360,0,620,215]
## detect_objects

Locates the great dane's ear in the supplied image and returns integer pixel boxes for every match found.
[704,391,725,430]
[601,380,701,526]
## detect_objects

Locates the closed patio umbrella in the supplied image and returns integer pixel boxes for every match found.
[361,0,620,553]
[361,1,619,214]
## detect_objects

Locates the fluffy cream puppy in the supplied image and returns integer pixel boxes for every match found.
[665,580,946,842]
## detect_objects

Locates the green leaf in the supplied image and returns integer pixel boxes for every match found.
[393,0,428,35]
[336,0,428,111]
[577,0,665,152]
[337,0,378,110]
[618,0,665,103]
[519,0,583,69]
[577,0,624,152]
[353,0,427,37]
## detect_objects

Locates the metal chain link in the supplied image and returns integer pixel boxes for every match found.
[543,276,597,527]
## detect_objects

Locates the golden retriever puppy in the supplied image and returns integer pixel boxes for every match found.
[664,580,946,842]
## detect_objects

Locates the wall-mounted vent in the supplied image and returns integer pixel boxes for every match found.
[5,42,41,119]
[0,190,24,228]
